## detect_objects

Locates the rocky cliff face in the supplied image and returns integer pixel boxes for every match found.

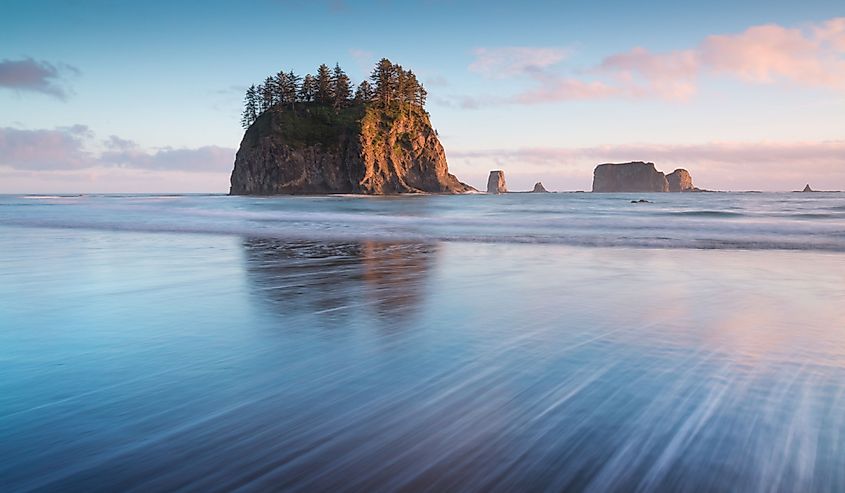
[592,162,669,192]
[666,169,696,192]
[486,170,507,194]
[230,104,473,195]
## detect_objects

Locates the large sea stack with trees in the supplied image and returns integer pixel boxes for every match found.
[230,59,473,195]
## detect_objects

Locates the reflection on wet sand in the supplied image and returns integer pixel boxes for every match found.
[242,239,437,329]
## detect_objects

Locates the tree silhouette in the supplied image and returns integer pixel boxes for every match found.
[370,58,397,108]
[240,58,430,125]
[315,64,332,105]
[354,80,373,103]
[241,85,258,128]
[299,74,315,102]
[331,63,351,109]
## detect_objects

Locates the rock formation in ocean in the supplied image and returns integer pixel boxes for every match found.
[592,162,702,192]
[592,162,669,192]
[802,184,814,192]
[531,182,549,193]
[666,169,698,192]
[487,170,507,194]
[230,104,474,195]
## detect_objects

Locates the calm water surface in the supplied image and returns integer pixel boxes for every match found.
[1,193,845,492]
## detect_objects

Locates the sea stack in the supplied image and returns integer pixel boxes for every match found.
[487,170,507,194]
[666,169,697,192]
[230,105,473,195]
[592,162,701,192]
[230,58,474,195]
[802,184,814,192]
[531,182,549,193]
[592,162,669,192]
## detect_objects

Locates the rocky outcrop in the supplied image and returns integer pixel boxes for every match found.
[487,170,507,194]
[666,169,700,192]
[592,162,703,192]
[230,104,474,195]
[592,162,669,192]
[531,182,549,193]
[802,184,814,192]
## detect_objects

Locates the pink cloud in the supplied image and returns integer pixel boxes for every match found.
[699,22,845,89]
[461,17,845,106]
[469,47,571,78]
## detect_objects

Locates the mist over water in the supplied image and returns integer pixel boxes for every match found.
[2,193,845,491]
[2,192,845,251]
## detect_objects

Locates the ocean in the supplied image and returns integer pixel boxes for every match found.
[1,192,844,491]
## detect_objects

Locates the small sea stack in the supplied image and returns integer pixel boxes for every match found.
[802,184,814,192]
[531,182,549,193]
[487,170,507,194]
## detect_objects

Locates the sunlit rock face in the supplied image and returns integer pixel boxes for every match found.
[592,162,669,192]
[230,104,474,195]
[667,169,697,192]
[487,170,507,194]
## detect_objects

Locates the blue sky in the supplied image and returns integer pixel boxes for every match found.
[1,0,844,192]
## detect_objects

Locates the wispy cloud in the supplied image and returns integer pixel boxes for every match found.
[0,126,234,173]
[0,58,80,100]
[468,47,571,78]
[456,17,845,107]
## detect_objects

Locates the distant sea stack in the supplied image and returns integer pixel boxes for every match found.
[592,162,700,192]
[802,184,814,192]
[230,58,473,195]
[487,170,507,194]
[592,162,668,192]
[666,169,697,192]
[531,182,549,193]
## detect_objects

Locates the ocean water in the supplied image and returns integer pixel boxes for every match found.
[1,192,844,492]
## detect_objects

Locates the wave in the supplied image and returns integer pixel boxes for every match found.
[3,216,845,252]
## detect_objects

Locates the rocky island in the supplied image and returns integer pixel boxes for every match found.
[230,59,473,195]
[592,161,699,192]
[486,170,507,194]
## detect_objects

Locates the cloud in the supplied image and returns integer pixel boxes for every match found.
[469,47,570,78]
[458,17,845,107]
[449,140,845,190]
[0,126,234,173]
[0,125,91,170]
[99,140,234,172]
[0,58,79,100]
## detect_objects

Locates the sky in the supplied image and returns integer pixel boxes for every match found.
[1,0,844,192]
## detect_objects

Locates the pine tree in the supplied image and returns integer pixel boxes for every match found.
[256,83,266,112]
[299,74,315,102]
[370,58,397,108]
[241,85,258,128]
[274,71,288,105]
[284,70,300,108]
[331,63,351,109]
[261,76,275,110]
[403,70,420,105]
[315,64,332,105]
[415,82,427,108]
[354,80,373,103]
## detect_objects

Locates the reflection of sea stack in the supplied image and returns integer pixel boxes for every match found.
[802,184,814,192]
[531,182,549,193]
[487,170,507,194]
